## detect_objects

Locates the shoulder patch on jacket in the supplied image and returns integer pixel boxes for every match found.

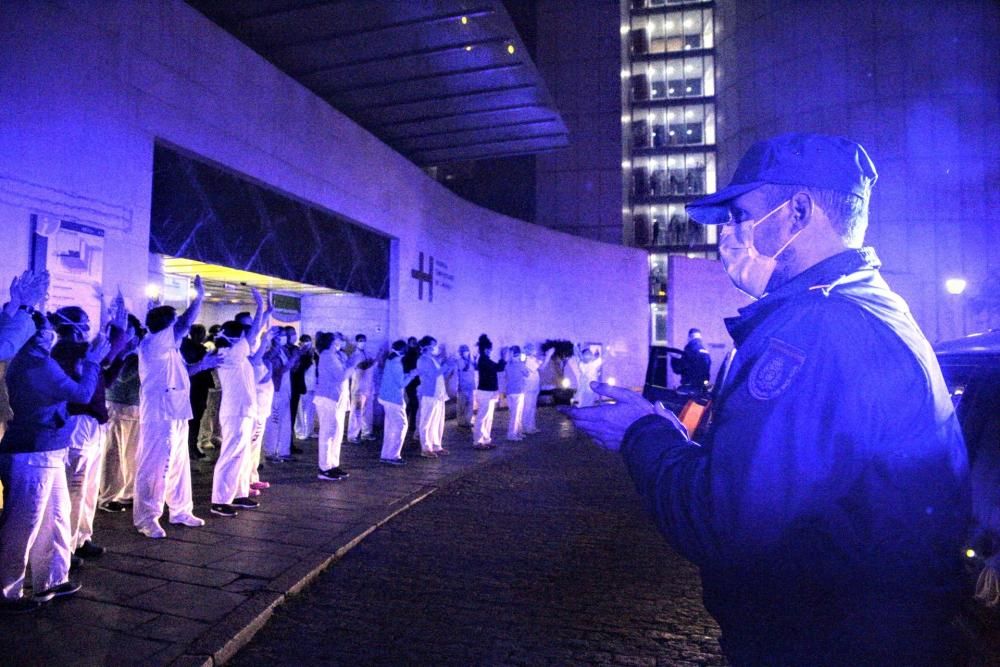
[748,337,807,401]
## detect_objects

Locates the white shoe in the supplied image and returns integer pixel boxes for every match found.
[169,513,205,527]
[136,522,166,539]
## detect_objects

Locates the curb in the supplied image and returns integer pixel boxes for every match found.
[171,447,519,665]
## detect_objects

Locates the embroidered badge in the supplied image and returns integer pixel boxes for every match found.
[747,337,807,401]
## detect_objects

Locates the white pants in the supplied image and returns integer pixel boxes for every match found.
[263,382,292,458]
[574,381,598,407]
[474,390,498,444]
[418,395,445,452]
[0,450,72,599]
[456,389,474,426]
[100,402,140,504]
[66,415,107,551]
[379,399,407,460]
[248,417,267,485]
[523,390,540,433]
[134,419,194,530]
[506,392,526,440]
[348,391,373,441]
[294,391,316,440]
[314,396,347,471]
[213,415,254,504]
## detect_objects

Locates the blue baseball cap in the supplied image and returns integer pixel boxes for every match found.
[686,133,878,224]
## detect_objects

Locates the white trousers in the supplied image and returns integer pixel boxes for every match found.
[456,389,474,426]
[314,396,347,471]
[248,417,267,485]
[523,390,540,433]
[348,391,373,441]
[263,382,292,458]
[213,415,254,504]
[418,395,445,452]
[100,402,140,503]
[0,450,72,599]
[134,419,194,529]
[474,390,498,444]
[66,415,107,550]
[294,391,316,440]
[378,399,407,460]
[506,392,526,440]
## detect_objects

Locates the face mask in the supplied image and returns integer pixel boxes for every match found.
[334,340,344,351]
[356,341,366,350]
[719,200,802,298]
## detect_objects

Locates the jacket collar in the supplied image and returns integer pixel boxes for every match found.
[724,247,882,346]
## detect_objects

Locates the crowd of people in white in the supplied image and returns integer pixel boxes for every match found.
[0,269,603,613]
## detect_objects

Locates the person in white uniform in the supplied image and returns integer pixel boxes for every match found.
[347,333,376,443]
[247,329,276,493]
[314,332,358,480]
[377,340,418,465]
[134,276,212,539]
[570,344,603,408]
[99,319,143,513]
[521,343,555,435]
[0,310,106,613]
[416,336,455,458]
[454,345,476,429]
[504,346,530,442]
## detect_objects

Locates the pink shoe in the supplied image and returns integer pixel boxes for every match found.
[249,488,261,497]
[250,481,270,490]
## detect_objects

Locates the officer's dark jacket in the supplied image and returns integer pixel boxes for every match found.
[622,248,970,664]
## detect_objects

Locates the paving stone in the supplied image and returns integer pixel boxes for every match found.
[76,566,168,604]
[43,596,160,633]
[206,551,297,578]
[95,552,241,588]
[117,538,240,567]
[127,581,247,622]
[134,614,210,644]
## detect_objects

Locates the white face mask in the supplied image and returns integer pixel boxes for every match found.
[356,341,366,350]
[37,329,57,352]
[334,339,344,351]
[719,199,802,298]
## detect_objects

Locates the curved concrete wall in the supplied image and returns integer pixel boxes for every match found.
[714,0,1000,342]
[0,0,649,386]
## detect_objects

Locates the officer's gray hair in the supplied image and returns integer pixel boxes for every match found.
[762,184,869,248]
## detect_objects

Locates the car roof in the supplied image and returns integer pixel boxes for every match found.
[935,330,1000,357]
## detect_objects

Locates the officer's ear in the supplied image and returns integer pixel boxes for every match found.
[789,191,814,233]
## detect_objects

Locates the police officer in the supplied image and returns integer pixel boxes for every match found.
[565,133,970,665]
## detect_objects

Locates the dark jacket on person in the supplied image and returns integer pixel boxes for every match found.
[621,248,970,665]
[0,341,99,454]
[475,356,506,392]
[52,339,125,425]
[671,337,711,389]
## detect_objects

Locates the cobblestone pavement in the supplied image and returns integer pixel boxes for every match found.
[234,413,727,666]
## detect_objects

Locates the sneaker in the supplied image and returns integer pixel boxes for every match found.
[74,541,105,559]
[137,522,167,539]
[33,580,81,603]
[524,429,540,435]
[232,497,259,509]
[169,513,205,527]
[210,504,239,517]
[317,467,349,481]
[264,455,285,464]
[436,448,451,456]
[248,488,261,497]
[362,434,377,441]
[0,597,41,615]
[98,500,128,513]
[279,454,298,462]
[250,481,270,490]
[420,451,438,459]
[472,443,492,450]
[379,458,406,466]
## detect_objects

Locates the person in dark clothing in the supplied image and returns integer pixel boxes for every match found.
[0,311,109,613]
[564,133,970,665]
[287,331,312,452]
[50,305,131,561]
[181,324,212,460]
[670,327,711,390]
[472,334,507,448]
[402,336,420,445]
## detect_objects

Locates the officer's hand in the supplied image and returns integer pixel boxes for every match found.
[560,382,656,452]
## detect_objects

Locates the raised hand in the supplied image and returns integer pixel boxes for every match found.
[85,333,112,364]
[192,275,205,300]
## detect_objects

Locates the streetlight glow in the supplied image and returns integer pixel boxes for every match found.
[945,278,967,295]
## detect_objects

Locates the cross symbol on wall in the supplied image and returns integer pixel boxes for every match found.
[411,251,434,302]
